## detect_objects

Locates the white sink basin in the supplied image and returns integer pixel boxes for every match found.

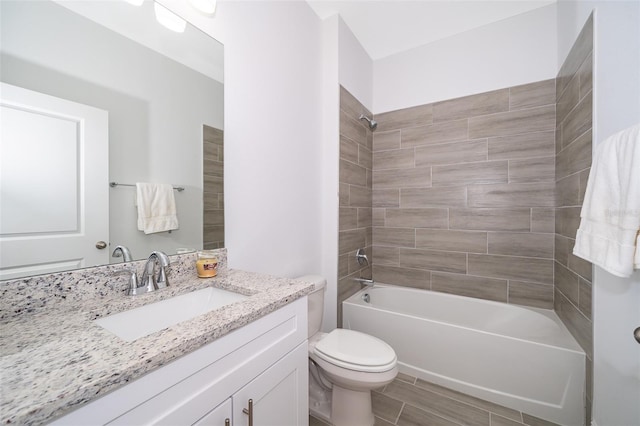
[95,287,248,342]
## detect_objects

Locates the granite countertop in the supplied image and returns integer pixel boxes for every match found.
[0,258,315,425]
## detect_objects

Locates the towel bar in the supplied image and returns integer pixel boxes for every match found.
[109,182,185,192]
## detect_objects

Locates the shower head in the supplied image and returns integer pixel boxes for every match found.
[359,114,378,131]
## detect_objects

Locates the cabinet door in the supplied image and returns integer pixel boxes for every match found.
[193,398,232,426]
[233,342,308,426]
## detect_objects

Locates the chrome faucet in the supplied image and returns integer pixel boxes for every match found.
[140,251,171,293]
[353,277,375,287]
[112,245,133,262]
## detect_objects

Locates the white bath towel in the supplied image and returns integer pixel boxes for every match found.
[136,183,179,234]
[573,124,640,277]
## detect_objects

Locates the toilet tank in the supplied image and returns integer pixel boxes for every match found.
[297,275,326,337]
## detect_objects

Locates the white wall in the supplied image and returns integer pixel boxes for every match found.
[557,2,640,425]
[338,17,374,112]
[163,1,325,279]
[373,4,557,113]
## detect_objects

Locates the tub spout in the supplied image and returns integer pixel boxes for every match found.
[353,277,375,287]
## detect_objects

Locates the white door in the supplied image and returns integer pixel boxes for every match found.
[0,82,109,280]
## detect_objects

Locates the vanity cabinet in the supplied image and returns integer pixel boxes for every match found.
[51,297,308,426]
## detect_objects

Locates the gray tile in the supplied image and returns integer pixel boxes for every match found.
[372,264,430,289]
[433,88,509,122]
[204,175,223,194]
[396,372,417,384]
[340,159,367,186]
[556,74,580,126]
[531,208,555,233]
[554,234,571,267]
[555,261,580,305]
[357,207,372,229]
[338,254,349,278]
[522,412,562,426]
[203,125,223,142]
[373,246,400,265]
[385,208,449,229]
[373,227,416,248]
[339,183,349,207]
[340,109,367,145]
[373,189,400,208]
[431,272,508,302]
[579,277,592,319]
[555,173,581,207]
[509,79,555,111]
[468,254,553,284]
[561,94,592,148]
[556,129,591,179]
[555,206,581,239]
[375,416,396,426]
[375,103,433,132]
[554,289,592,357]
[488,232,554,259]
[203,209,223,226]
[488,131,556,161]
[432,160,508,187]
[467,182,555,207]
[508,156,555,183]
[373,167,432,189]
[349,185,372,208]
[384,380,490,426]
[341,85,371,122]
[339,207,358,231]
[340,135,359,163]
[579,51,593,100]
[339,228,366,255]
[415,139,488,167]
[372,390,403,424]
[373,208,386,227]
[309,415,331,426]
[556,13,593,101]
[359,145,373,169]
[374,148,415,170]
[491,413,525,426]
[469,105,555,139]
[450,208,531,232]
[401,187,467,208]
[508,280,554,309]
[578,168,590,204]
[399,248,467,274]
[397,404,461,426]
[402,119,469,148]
[568,251,593,281]
[416,229,487,253]
[374,130,401,152]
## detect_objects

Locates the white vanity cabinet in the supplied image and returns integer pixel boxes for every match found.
[51,297,308,426]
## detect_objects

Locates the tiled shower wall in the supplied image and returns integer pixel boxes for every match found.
[338,87,373,326]
[203,125,224,249]
[554,13,593,423]
[371,80,557,308]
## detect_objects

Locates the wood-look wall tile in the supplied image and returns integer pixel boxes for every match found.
[508,280,554,309]
[340,159,367,186]
[555,261,580,305]
[372,265,430,289]
[488,131,555,160]
[415,139,487,167]
[579,52,593,100]
[468,254,553,284]
[556,74,580,125]
[373,227,416,248]
[488,232,554,259]
[556,14,593,100]
[561,94,592,148]
[508,156,555,183]
[433,89,509,122]
[373,130,401,152]
[401,186,467,208]
[203,125,223,142]
[416,229,487,253]
[556,129,592,179]
[556,174,581,207]
[509,79,555,111]
[339,183,349,206]
[203,210,224,226]
[432,160,508,187]
[204,175,223,194]
[399,248,467,274]
[579,278,592,319]
[373,167,432,189]
[375,104,433,132]
[340,135,359,163]
[340,85,371,121]
[339,207,358,231]
[373,148,415,170]
[531,208,555,233]
[357,207,372,229]
[579,168,590,204]
[385,208,448,229]
[469,105,555,139]
[568,251,593,281]
[338,254,349,278]
[373,246,400,265]
[555,234,571,266]
[556,206,581,239]
[373,208,385,226]
[340,109,367,145]
[203,194,221,211]
[359,145,373,169]
[373,189,399,208]
[203,159,223,178]
[468,182,555,207]
[349,185,372,207]
[402,119,469,148]
[554,289,592,357]
[450,208,531,231]
[338,272,363,325]
[339,228,366,255]
[431,272,508,302]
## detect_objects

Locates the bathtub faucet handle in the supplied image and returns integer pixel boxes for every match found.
[353,277,375,287]
[355,248,369,266]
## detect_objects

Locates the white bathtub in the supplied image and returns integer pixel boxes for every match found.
[342,285,585,426]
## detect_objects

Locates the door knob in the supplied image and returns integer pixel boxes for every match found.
[96,241,107,249]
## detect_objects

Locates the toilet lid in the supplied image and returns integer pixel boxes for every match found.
[314,329,397,373]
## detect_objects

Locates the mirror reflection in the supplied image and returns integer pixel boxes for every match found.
[0,0,224,280]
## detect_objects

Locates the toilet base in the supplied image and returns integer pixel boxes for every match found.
[331,384,374,426]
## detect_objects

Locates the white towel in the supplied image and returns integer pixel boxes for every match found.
[573,124,640,277]
[135,183,179,234]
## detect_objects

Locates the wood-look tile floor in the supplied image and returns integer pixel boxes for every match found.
[309,373,562,426]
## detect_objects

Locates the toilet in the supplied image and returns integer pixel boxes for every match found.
[301,275,398,426]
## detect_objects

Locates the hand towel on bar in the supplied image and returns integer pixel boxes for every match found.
[136,183,179,234]
[573,124,640,277]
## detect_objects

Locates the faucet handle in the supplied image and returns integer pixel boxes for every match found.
[152,251,171,289]
[112,268,140,295]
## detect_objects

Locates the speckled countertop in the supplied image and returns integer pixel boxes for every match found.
[0,249,315,425]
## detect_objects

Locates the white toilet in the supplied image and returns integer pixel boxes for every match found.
[301,275,398,426]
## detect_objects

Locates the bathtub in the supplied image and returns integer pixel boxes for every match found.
[342,285,585,426]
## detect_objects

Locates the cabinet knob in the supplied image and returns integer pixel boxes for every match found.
[242,399,253,426]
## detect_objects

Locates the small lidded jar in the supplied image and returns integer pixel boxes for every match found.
[196,250,218,278]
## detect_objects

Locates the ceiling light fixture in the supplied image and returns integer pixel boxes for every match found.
[189,0,216,15]
[154,2,186,33]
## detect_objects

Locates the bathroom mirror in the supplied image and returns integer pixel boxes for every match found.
[0,0,224,280]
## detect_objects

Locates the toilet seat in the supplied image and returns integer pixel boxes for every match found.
[313,329,397,373]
